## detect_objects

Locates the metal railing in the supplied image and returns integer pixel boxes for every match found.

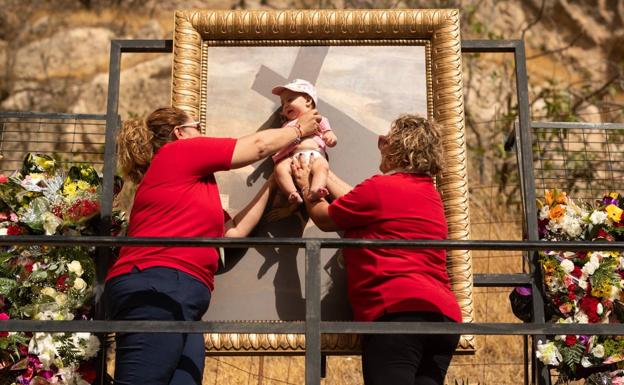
[3,38,621,385]
[2,236,624,385]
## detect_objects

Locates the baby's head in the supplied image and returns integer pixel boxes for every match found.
[272,79,317,121]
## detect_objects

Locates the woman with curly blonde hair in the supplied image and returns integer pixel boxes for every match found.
[106,106,321,385]
[292,114,461,385]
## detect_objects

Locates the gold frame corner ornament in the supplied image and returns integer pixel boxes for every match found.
[172,8,474,354]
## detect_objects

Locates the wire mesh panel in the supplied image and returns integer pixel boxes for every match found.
[0,112,107,175]
[532,122,624,202]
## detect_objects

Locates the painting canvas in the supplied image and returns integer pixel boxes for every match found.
[172,9,474,353]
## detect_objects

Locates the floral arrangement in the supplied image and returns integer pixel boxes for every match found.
[536,189,624,384]
[0,154,125,385]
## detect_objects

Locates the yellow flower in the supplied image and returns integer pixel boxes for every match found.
[592,284,612,299]
[76,180,90,190]
[610,192,619,199]
[606,204,623,223]
[64,183,78,198]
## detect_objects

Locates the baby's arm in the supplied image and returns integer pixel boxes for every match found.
[322,131,337,147]
[319,117,337,147]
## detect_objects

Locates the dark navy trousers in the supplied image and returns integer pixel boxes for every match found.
[105,267,211,385]
[361,312,460,385]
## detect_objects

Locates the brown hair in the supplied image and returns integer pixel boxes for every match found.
[116,106,189,183]
[384,114,444,176]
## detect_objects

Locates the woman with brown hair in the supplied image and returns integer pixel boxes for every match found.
[292,114,461,385]
[105,106,320,385]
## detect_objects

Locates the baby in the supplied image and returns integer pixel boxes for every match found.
[271,79,337,203]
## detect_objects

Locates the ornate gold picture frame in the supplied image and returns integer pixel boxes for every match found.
[172,9,474,353]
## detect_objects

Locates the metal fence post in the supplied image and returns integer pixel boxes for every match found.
[305,240,322,385]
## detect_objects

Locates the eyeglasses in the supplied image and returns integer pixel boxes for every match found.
[377,135,388,150]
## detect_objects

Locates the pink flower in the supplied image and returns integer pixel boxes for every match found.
[611,375,624,385]
[0,312,9,337]
[0,175,7,183]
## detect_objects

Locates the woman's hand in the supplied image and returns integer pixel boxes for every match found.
[291,154,313,193]
[297,110,322,137]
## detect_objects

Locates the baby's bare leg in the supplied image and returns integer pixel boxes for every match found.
[275,157,302,204]
[309,156,329,200]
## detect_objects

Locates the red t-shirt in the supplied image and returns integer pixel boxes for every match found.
[106,137,237,291]
[328,172,462,322]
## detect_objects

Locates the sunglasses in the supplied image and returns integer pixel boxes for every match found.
[176,121,202,131]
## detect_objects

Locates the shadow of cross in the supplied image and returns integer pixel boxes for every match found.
[248,46,379,187]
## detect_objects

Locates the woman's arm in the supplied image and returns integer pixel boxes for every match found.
[326,169,352,199]
[291,156,341,232]
[302,196,340,232]
[224,176,275,238]
[230,110,321,169]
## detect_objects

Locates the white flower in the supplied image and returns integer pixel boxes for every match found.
[589,210,608,225]
[582,259,599,276]
[590,254,602,264]
[591,344,605,358]
[58,365,90,385]
[578,279,588,290]
[560,259,574,274]
[610,285,621,301]
[73,277,87,292]
[539,206,550,220]
[536,340,562,366]
[597,303,604,315]
[28,333,59,369]
[84,335,101,359]
[42,211,62,235]
[67,260,83,277]
[0,228,6,236]
[581,356,593,368]
[34,310,58,320]
[40,287,57,298]
[574,311,589,324]
[561,214,584,238]
[55,293,67,306]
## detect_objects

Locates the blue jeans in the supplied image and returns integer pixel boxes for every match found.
[105,267,211,385]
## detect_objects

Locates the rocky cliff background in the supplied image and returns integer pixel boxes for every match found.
[1,0,623,384]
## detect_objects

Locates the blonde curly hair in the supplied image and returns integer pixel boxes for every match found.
[383,114,444,176]
[116,106,189,183]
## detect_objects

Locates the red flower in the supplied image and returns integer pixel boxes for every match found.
[56,275,69,291]
[24,263,33,273]
[565,335,577,346]
[0,175,7,183]
[78,360,97,383]
[577,251,589,262]
[17,344,28,357]
[6,224,22,236]
[596,228,615,241]
[580,296,602,323]
[567,285,577,300]
[0,312,9,337]
[571,266,583,279]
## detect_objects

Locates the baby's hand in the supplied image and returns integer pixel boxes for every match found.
[322,131,338,147]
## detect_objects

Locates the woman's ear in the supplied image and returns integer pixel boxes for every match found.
[172,127,183,140]
[305,96,313,108]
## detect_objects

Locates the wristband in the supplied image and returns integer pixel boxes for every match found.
[292,124,302,144]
